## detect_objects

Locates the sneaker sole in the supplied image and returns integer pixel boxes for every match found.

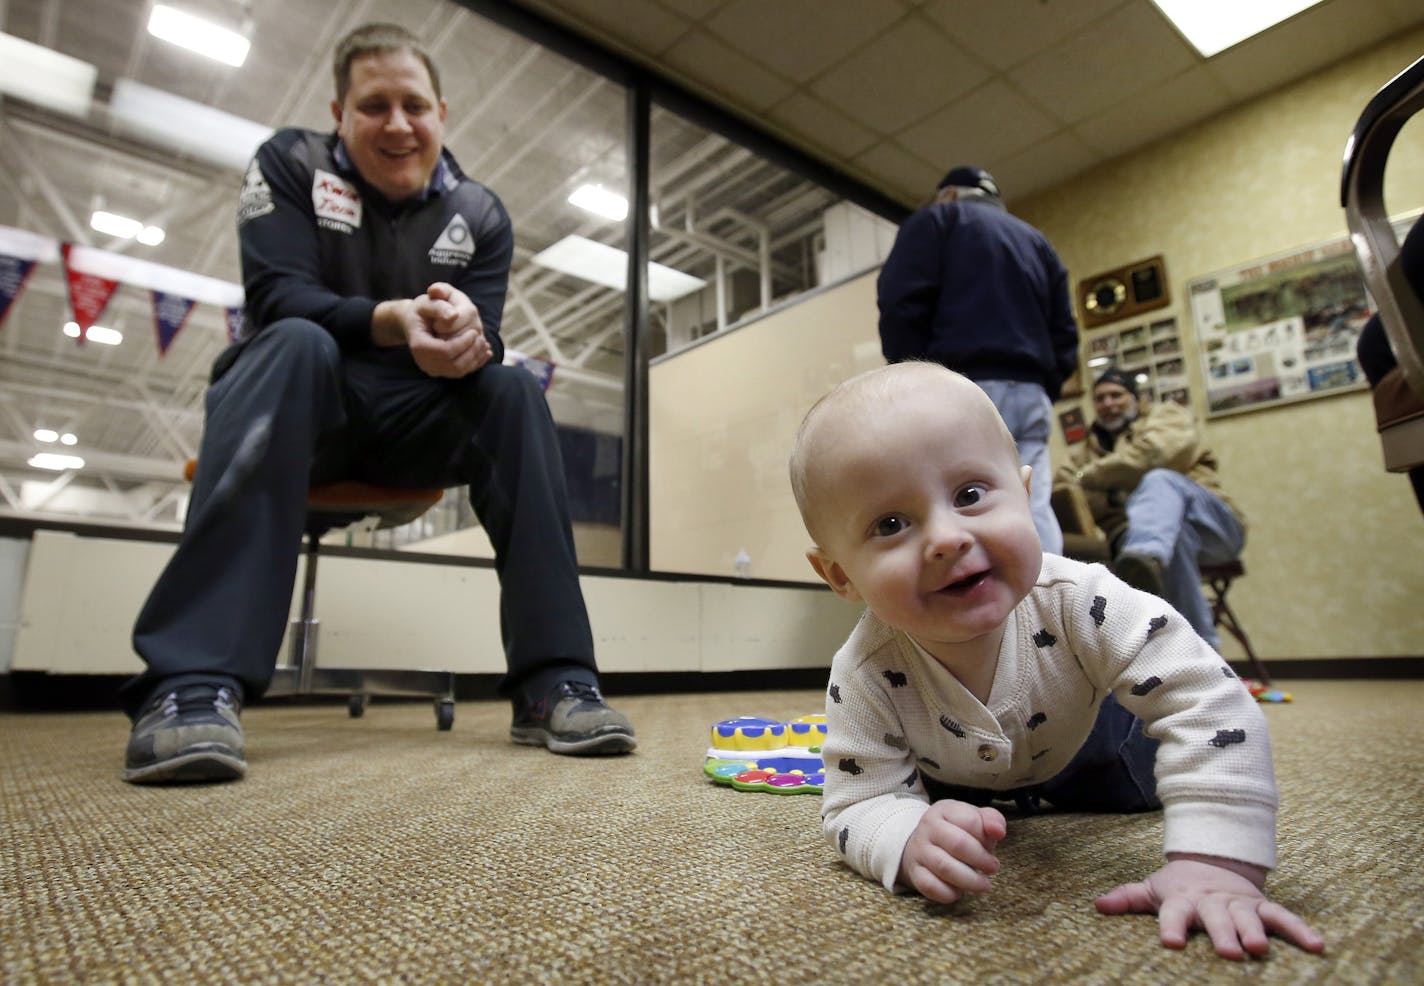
[510,726,637,756]
[123,750,247,785]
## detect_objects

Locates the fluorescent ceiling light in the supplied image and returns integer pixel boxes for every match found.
[34,429,59,443]
[90,210,143,239]
[64,322,123,346]
[568,184,629,222]
[29,453,85,471]
[531,235,707,303]
[92,210,167,245]
[109,78,273,172]
[1149,0,1327,57]
[147,4,250,67]
[60,433,78,446]
[0,32,97,118]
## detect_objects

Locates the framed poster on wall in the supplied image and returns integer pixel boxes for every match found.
[1187,215,1417,417]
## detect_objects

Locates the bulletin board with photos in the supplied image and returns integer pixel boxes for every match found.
[1186,214,1417,418]
[1083,314,1193,409]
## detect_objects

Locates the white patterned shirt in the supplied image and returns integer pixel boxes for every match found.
[821,553,1278,892]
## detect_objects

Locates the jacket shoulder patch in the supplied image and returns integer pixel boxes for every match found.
[312,169,361,232]
[429,213,475,265]
[237,159,274,225]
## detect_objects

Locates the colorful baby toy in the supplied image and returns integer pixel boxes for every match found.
[703,714,827,795]
[1242,678,1292,703]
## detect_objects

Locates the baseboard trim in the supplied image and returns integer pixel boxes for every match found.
[4,659,1420,711]
[1230,656,1424,679]
[0,668,838,712]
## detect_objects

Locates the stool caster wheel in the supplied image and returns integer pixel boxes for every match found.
[436,698,455,731]
[349,694,368,718]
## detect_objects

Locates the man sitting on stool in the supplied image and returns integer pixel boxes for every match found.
[120,22,635,785]
[1054,369,1245,651]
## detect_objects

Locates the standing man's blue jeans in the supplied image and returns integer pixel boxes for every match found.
[976,380,1062,555]
[1120,468,1245,649]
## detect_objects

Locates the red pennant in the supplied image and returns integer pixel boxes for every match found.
[61,242,120,345]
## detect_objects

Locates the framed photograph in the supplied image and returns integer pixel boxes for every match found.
[1121,345,1149,367]
[1088,334,1118,359]
[1059,406,1087,444]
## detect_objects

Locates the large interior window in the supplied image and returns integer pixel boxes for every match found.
[0,0,896,575]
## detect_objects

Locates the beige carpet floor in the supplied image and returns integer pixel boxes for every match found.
[2,680,1421,985]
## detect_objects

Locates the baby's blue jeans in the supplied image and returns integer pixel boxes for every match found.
[920,693,1160,814]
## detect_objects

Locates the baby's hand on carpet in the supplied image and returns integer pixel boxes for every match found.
[898,800,1006,904]
[1095,854,1324,959]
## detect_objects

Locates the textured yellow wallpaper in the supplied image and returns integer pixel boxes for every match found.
[649,33,1424,661]
[1015,30,1424,661]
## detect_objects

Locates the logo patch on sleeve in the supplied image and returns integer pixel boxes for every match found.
[429,214,475,265]
[237,160,274,225]
[312,169,361,232]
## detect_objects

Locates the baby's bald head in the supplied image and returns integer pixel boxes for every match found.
[788,363,1018,543]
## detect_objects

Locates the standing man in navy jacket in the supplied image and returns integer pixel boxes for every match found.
[121,23,635,784]
[877,166,1080,554]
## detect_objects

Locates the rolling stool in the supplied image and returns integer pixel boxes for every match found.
[182,461,457,729]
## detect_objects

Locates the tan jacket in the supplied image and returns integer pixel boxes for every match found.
[1053,401,1244,548]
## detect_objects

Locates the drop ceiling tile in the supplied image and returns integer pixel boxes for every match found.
[920,0,1125,71]
[646,0,729,20]
[895,78,1059,170]
[1011,1,1196,125]
[767,92,879,159]
[520,0,696,55]
[852,139,941,204]
[704,0,907,83]
[1072,65,1232,159]
[810,16,991,134]
[1378,0,1424,27]
[1205,0,1410,100]
[991,130,1100,202]
[661,31,795,111]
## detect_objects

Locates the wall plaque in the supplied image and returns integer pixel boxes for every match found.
[1078,255,1169,328]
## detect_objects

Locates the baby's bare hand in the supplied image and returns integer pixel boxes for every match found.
[1095,857,1324,959]
[898,801,1007,904]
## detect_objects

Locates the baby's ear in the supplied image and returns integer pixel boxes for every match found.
[1020,463,1034,495]
[807,548,861,602]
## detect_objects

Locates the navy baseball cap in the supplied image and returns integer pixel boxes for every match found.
[937,165,1000,198]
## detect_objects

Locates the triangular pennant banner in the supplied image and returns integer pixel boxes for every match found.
[151,290,197,356]
[0,252,38,332]
[60,242,121,345]
[224,306,245,344]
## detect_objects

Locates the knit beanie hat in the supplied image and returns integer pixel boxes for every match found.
[1093,367,1138,396]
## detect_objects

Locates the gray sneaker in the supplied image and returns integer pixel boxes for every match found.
[1115,551,1166,598]
[511,681,636,755]
[123,684,247,784]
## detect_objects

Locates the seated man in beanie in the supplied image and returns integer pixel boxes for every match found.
[1053,369,1245,651]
